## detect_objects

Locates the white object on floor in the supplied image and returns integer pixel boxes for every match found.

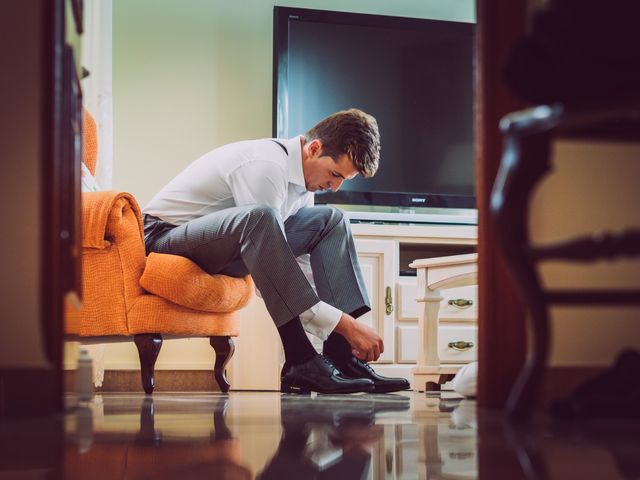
[451,361,477,398]
[76,348,95,402]
[83,343,106,387]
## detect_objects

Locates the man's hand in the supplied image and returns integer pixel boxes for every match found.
[334,313,384,362]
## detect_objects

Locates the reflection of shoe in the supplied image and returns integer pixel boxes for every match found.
[327,355,410,393]
[280,396,375,430]
[366,393,411,416]
[281,355,374,394]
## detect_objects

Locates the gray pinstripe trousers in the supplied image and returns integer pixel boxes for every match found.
[143,205,371,327]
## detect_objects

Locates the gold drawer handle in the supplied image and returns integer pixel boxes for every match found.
[448,298,473,309]
[385,286,394,315]
[448,341,474,351]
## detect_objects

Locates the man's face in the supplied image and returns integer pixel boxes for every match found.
[303,140,359,192]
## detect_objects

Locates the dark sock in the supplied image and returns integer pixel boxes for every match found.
[277,317,317,366]
[323,332,353,363]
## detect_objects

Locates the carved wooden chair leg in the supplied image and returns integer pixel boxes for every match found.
[210,336,235,393]
[492,130,553,420]
[134,334,163,395]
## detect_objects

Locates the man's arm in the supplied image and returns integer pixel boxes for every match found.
[227,160,288,212]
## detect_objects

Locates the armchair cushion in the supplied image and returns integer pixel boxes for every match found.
[140,253,253,313]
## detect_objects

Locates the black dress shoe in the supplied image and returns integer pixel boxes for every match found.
[326,355,410,393]
[281,355,374,394]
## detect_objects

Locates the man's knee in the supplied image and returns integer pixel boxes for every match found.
[240,205,282,231]
[242,204,278,218]
[313,205,346,230]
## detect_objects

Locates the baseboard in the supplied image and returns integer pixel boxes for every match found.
[64,369,223,393]
[61,366,605,398]
[0,368,61,418]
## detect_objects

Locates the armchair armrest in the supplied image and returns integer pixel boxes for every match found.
[81,191,143,249]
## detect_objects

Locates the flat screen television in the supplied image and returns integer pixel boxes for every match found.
[273,7,476,225]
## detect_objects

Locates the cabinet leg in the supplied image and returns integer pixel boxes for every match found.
[413,373,454,393]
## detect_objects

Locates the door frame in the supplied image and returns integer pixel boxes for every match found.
[475,0,528,408]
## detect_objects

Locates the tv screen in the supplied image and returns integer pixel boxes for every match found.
[273,7,476,221]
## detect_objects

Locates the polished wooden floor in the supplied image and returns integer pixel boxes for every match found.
[1,391,639,479]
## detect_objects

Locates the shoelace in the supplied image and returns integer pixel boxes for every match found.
[320,355,338,372]
[355,358,376,374]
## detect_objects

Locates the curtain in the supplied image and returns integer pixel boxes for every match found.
[81,0,113,386]
[81,0,113,189]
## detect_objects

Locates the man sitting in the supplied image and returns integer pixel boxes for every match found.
[143,108,409,394]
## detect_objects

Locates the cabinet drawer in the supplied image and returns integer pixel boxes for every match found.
[439,285,477,322]
[397,280,477,322]
[439,325,477,363]
[396,324,477,364]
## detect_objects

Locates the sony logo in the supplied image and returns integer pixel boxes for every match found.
[411,198,427,203]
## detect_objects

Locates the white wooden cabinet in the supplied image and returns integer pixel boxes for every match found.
[409,254,478,391]
[351,224,477,383]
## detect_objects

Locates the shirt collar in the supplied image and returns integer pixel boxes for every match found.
[282,135,306,189]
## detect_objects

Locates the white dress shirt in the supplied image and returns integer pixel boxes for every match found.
[143,136,342,340]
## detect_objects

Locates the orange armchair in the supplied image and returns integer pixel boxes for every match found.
[65,110,253,393]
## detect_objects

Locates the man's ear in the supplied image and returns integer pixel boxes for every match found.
[309,139,323,157]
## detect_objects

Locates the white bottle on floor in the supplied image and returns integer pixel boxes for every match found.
[76,348,94,402]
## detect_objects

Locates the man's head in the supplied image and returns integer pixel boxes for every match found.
[301,108,380,192]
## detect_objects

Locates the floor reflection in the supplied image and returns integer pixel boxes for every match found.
[66,395,251,479]
[40,391,635,479]
[421,398,477,480]
[63,392,479,479]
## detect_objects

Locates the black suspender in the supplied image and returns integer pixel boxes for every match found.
[271,139,288,155]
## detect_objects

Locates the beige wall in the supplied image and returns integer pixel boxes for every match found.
[0,1,49,368]
[531,141,640,366]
